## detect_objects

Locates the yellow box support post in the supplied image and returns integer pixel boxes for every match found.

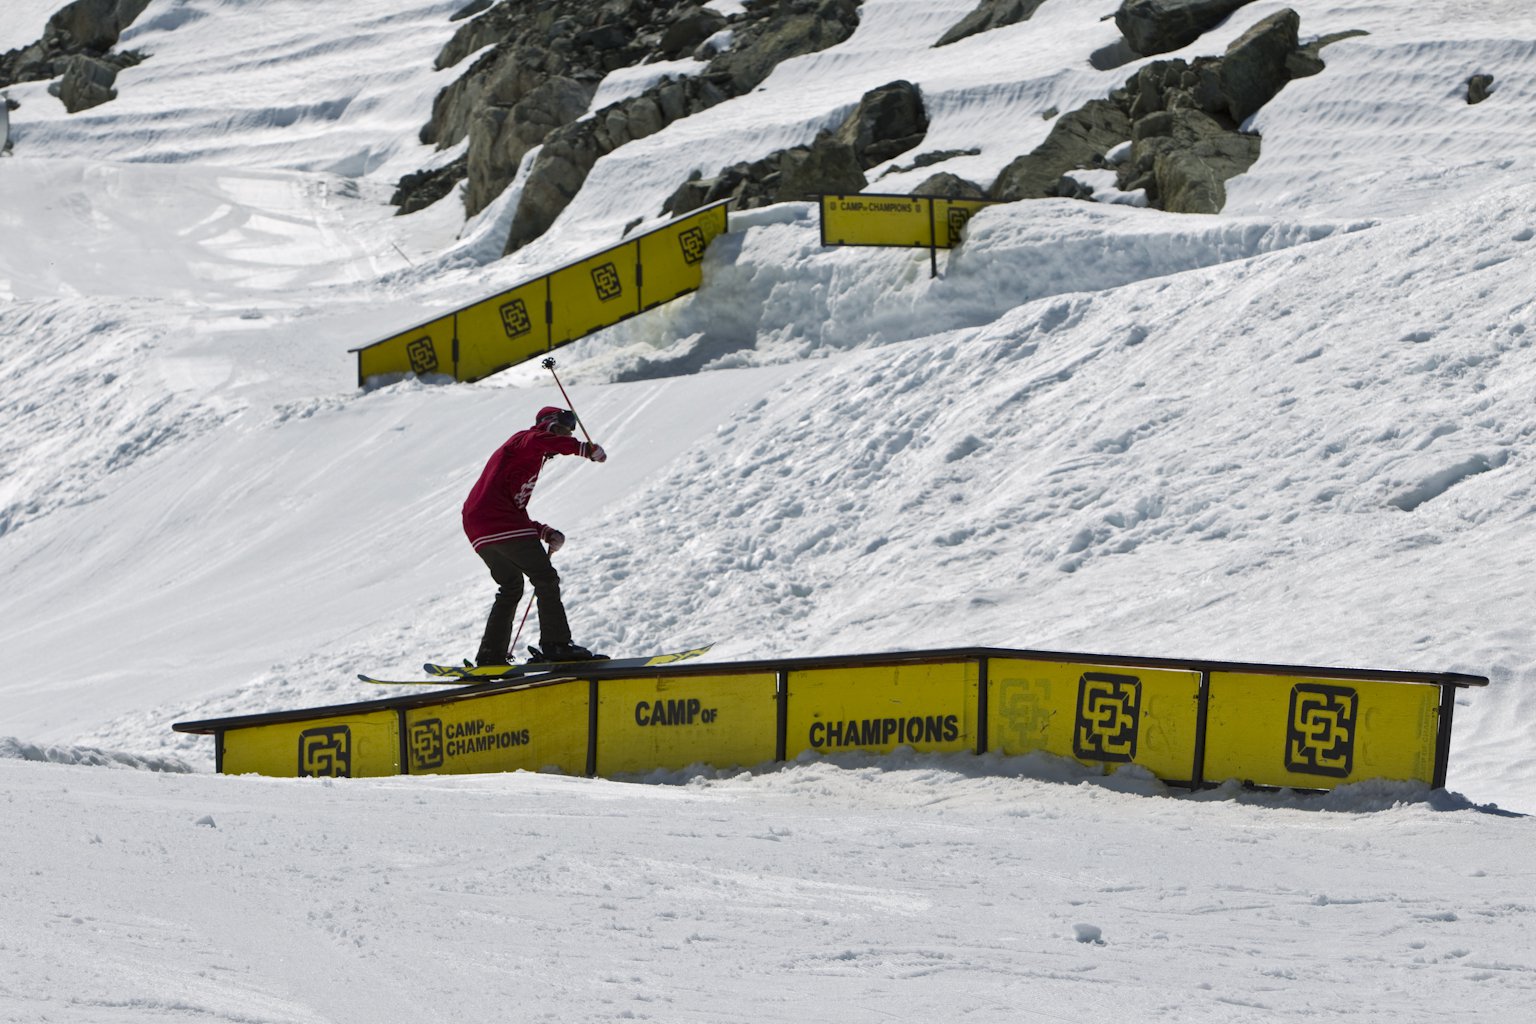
[1202,672,1444,790]
[787,661,979,758]
[594,673,779,775]
[987,659,1204,784]
[402,680,589,776]
[220,710,401,778]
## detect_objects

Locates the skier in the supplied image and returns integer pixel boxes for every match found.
[462,406,607,666]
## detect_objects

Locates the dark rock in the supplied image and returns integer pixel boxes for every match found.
[392,155,470,215]
[988,99,1132,200]
[1209,7,1298,123]
[777,133,867,201]
[1,0,152,94]
[47,0,154,53]
[832,80,928,169]
[935,0,1049,48]
[1119,107,1259,212]
[50,54,119,112]
[503,0,860,252]
[882,148,981,174]
[1115,0,1256,57]
[1467,73,1494,104]
[911,171,987,198]
[707,0,861,94]
[464,74,595,216]
[659,7,729,60]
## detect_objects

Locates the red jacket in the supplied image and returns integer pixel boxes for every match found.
[462,426,598,550]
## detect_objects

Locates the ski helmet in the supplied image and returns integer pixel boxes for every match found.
[535,406,577,431]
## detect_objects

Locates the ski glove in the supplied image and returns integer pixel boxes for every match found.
[545,529,565,554]
[586,443,607,463]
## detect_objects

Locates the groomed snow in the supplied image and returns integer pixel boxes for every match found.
[3,0,1535,1019]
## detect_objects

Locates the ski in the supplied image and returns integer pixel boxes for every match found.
[357,642,715,686]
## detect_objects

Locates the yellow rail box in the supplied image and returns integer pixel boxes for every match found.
[594,672,779,775]
[351,201,729,386]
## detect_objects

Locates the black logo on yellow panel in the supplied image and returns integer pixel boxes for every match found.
[946,208,973,244]
[410,718,445,771]
[406,336,438,374]
[1073,673,1140,763]
[590,262,623,301]
[1286,684,1357,778]
[499,298,532,339]
[678,226,708,265]
[298,726,351,777]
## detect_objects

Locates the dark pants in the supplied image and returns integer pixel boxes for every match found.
[474,537,571,663]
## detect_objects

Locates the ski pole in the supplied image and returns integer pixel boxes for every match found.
[541,356,595,444]
[507,593,535,663]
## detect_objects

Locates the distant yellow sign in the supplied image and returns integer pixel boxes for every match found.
[820,193,999,250]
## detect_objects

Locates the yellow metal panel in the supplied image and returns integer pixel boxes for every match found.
[1203,673,1442,789]
[820,194,933,248]
[356,313,456,383]
[931,197,999,248]
[595,673,778,775]
[988,660,1202,780]
[454,279,551,382]
[402,681,589,776]
[548,244,641,345]
[221,711,400,778]
[636,203,727,308]
[788,662,977,757]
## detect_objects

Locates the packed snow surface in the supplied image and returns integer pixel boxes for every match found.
[3,0,1535,1020]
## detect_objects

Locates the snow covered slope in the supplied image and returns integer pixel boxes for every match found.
[2,1,1535,1017]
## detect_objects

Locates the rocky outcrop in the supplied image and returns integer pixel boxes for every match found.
[49,53,120,112]
[502,0,861,251]
[990,100,1133,201]
[1467,73,1495,104]
[934,0,1049,48]
[832,80,928,169]
[910,171,987,199]
[987,9,1318,215]
[408,0,702,217]
[1114,0,1257,57]
[0,0,151,108]
[662,80,928,216]
[396,0,862,238]
[661,131,869,215]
